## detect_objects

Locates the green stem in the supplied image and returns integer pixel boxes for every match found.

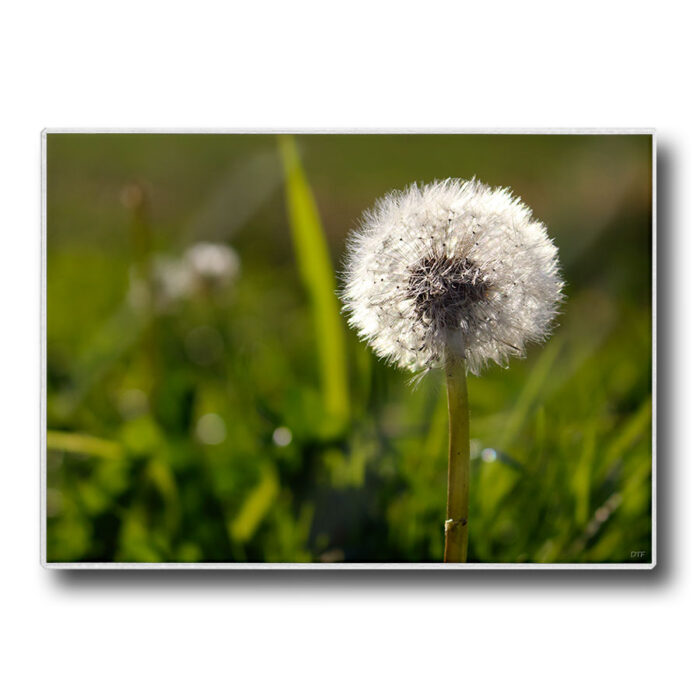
[443,349,470,563]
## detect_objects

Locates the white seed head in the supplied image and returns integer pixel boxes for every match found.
[128,243,240,314]
[341,178,564,374]
[127,255,195,313]
[153,255,196,304]
[185,243,240,288]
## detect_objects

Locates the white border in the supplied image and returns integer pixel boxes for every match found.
[40,129,656,571]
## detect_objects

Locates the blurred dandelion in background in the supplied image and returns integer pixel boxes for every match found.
[185,242,240,291]
[128,243,240,313]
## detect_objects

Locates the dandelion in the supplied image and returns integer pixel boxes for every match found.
[185,242,240,291]
[153,255,196,308]
[128,243,240,313]
[342,178,563,562]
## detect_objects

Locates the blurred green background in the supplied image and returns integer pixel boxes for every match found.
[45,133,652,564]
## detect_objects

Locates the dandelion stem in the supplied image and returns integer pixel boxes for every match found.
[444,349,470,563]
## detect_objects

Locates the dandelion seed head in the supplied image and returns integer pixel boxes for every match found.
[127,242,241,313]
[341,178,563,374]
[152,255,196,306]
[185,243,240,288]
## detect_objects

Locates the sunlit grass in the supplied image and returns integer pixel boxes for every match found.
[45,133,652,564]
[278,135,350,435]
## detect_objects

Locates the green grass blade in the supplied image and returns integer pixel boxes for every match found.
[499,338,562,450]
[572,426,596,527]
[601,397,652,472]
[228,465,280,543]
[278,135,349,431]
[46,430,124,460]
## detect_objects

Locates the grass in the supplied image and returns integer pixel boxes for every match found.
[45,133,652,564]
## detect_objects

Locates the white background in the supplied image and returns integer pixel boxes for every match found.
[1,1,695,698]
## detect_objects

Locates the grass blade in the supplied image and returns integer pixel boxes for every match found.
[46,430,124,460]
[278,135,350,432]
[228,465,280,543]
